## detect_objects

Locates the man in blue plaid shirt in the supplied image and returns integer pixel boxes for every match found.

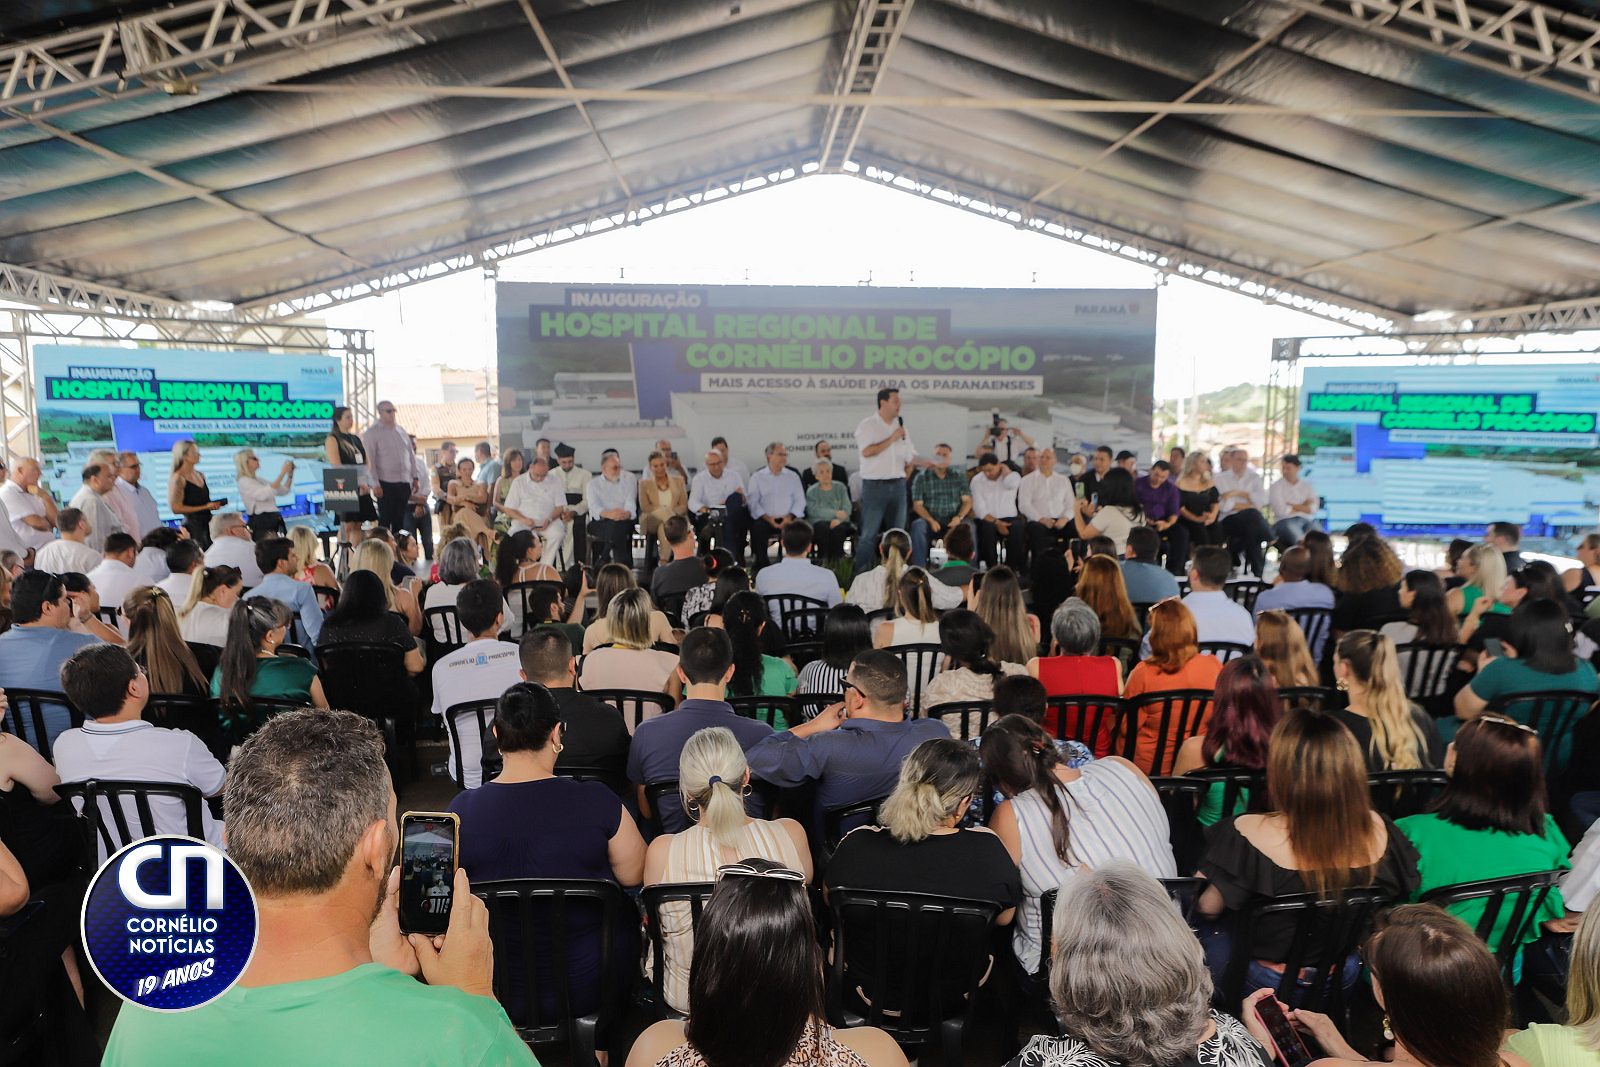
[909,443,973,566]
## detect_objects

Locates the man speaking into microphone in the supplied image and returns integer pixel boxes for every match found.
[854,387,927,571]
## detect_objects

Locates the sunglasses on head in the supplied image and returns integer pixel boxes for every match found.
[716,862,805,883]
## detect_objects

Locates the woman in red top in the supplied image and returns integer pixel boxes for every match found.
[1124,599,1223,774]
[1027,597,1122,755]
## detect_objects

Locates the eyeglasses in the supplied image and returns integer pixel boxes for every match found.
[1475,714,1538,738]
[716,862,806,883]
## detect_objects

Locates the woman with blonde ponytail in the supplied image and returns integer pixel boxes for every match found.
[1330,630,1444,771]
[845,527,962,611]
[643,726,810,1013]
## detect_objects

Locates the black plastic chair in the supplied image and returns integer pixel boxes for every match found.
[1395,642,1466,708]
[1285,606,1335,661]
[1367,770,1449,819]
[1421,870,1565,984]
[317,641,417,781]
[1096,636,1142,675]
[312,584,341,612]
[1198,640,1252,664]
[144,692,228,764]
[825,888,1000,1065]
[642,779,682,836]
[505,580,570,638]
[763,593,831,641]
[886,643,943,718]
[93,605,120,628]
[823,795,889,852]
[582,688,675,733]
[1185,767,1268,821]
[1126,688,1214,775]
[1032,877,1203,975]
[1278,686,1338,713]
[1222,888,1392,1014]
[277,642,311,660]
[927,700,996,742]
[423,604,467,660]
[442,698,501,789]
[1223,580,1272,611]
[1151,776,1210,872]
[472,878,631,1066]
[217,695,311,750]
[640,881,717,1020]
[1162,876,1207,923]
[728,694,799,731]
[1043,693,1126,757]
[0,689,82,761]
[794,693,842,722]
[56,778,205,862]
[1487,690,1598,773]
[786,641,824,670]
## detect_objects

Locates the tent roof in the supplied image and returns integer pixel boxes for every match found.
[6,0,1600,327]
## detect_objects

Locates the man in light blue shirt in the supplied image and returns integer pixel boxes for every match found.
[245,536,323,655]
[586,450,638,567]
[1252,545,1334,659]
[0,570,99,749]
[745,441,805,573]
[1141,545,1254,659]
[755,520,842,621]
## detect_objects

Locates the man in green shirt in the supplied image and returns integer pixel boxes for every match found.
[909,443,972,567]
[105,708,536,1066]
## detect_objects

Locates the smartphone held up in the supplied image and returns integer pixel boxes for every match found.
[399,811,459,937]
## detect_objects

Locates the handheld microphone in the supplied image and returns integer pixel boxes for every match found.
[897,416,904,428]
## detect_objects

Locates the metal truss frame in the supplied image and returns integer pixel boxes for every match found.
[1288,0,1600,102]
[0,0,505,129]
[0,307,375,462]
[817,0,916,172]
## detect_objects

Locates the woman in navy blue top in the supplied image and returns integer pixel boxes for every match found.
[450,682,646,1017]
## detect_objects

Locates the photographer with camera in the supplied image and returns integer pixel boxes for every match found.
[976,413,1034,471]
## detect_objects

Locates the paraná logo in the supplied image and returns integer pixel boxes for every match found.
[81,836,257,1012]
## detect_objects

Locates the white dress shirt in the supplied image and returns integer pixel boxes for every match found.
[117,477,162,539]
[1,482,51,551]
[745,466,805,521]
[755,556,843,615]
[134,546,170,585]
[103,482,140,538]
[88,558,148,619]
[235,474,280,517]
[854,412,917,480]
[0,490,22,556]
[587,472,639,520]
[1214,466,1268,518]
[1267,475,1318,521]
[725,458,751,485]
[34,538,101,576]
[69,484,123,552]
[361,421,416,484]
[180,601,231,646]
[1017,470,1075,523]
[970,470,1021,520]
[689,468,744,511]
[158,572,195,604]
[503,473,567,532]
[205,534,264,586]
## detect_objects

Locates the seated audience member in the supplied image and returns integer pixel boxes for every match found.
[449,682,644,1019]
[518,629,630,790]
[644,726,811,1013]
[1563,531,1600,601]
[650,516,708,608]
[747,650,948,819]
[871,567,942,649]
[54,643,225,851]
[584,562,675,652]
[931,519,979,595]
[1397,714,1568,958]
[317,570,424,675]
[526,582,586,656]
[971,452,1025,569]
[975,564,1040,665]
[1213,447,1272,578]
[983,715,1174,979]
[848,527,961,612]
[625,858,907,1067]
[123,587,209,696]
[203,511,264,586]
[493,528,562,637]
[1509,906,1600,1067]
[0,571,99,745]
[1174,451,1223,563]
[212,599,326,741]
[1455,598,1599,735]
[1177,545,1254,649]
[798,603,870,696]
[1196,708,1419,993]
[1381,568,1461,653]
[1135,460,1187,576]
[430,579,522,788]
[922,609,1026,717]
[804,460,855,562]
[352,538,422,637]
[86,532,144,619]
[104,708,533,1064]
[1332,534,1405,634]
[1011,864,1270,1067]
[33,507,100,574]
[579,588,683,704]
[134,526,179,584]
[1252,546,1334,629]
[909,442,972,567]
[59,570,125,645]
[1302,527,1336,585]
[244,536,323,651]
[629,628,774,832]
[721,591,798,721]
[286,525,339,600]
[1071,465,1145,556]
[1028,599,1122,753]
[1446,541,1509,621]
[158,538,204,603]
[1266,452,1319,547]
[426,538,497,643]
[755,520,842,612]
[745,442,805,572]
[1174,655,1282,826]
[1331,630,1443,771]
[1019,447,1077,561]
[680,548,735,627]
[1076,554,1141,641]
[1253,610,1321,690]
[990,673,1095,766]
[1121,524,1180,604]
[177,565,242,648]
[1259,906,1512,1067]
[1124,599,1224,773]
[1489,520,1526,574]
[1461,560,1564,651]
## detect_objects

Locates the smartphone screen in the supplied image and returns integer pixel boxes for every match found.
[399,812,459,936]
[1074,481,1086,500]
[1068,538,1086,560]
[1253,997,1314,1067]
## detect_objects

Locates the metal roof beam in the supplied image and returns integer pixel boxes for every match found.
[0,259,285,322]
[818,0,916,171]
[1440,293,1600,332]
[1287,0,1600,103]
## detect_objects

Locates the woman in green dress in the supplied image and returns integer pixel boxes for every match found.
[722,590,798,730]
[212,597,326,744]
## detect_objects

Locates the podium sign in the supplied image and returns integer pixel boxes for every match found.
[323,466,361,511]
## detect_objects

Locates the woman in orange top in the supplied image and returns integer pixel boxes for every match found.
[1122,599,1223,774]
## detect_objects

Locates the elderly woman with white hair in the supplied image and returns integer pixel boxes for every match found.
[1006,863,1269,1067]
[1026,598,1123,754]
